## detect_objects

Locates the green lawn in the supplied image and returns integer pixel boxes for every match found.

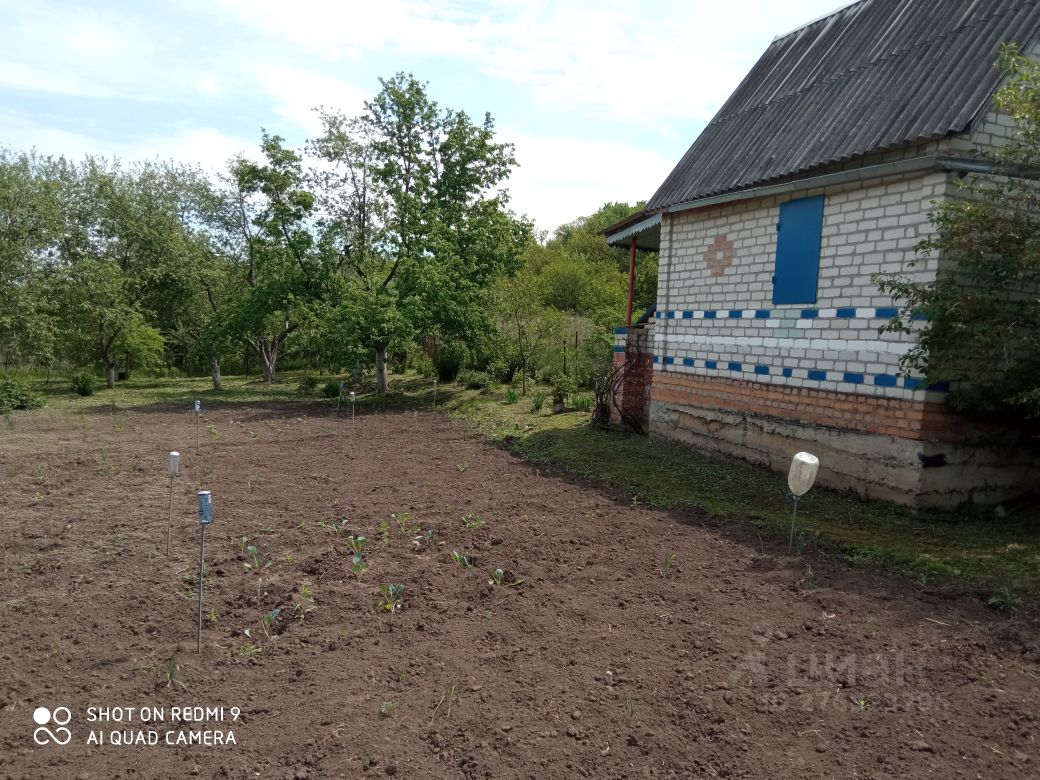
[16,369,1040,599]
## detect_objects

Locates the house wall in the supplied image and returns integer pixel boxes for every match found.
[647,167,1038,507]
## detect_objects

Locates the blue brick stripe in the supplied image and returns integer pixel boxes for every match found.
[654,306,916,321]
[651,352,943,392]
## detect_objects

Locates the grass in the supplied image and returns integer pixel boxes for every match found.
[14,367,1040,593]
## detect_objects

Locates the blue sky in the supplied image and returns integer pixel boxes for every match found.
[0,0,845,232]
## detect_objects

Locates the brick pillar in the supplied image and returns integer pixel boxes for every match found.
[610,324,654,432]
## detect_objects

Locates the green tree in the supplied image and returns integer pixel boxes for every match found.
[493,269,563,394]
[875,44,1040,427]
[312,73,529,392]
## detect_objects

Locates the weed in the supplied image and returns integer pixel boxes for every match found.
[623,690,635,719]
[661,551,675,577]
[206,424,220,440]
[236,642,263,658]
[398,669,410,684]
[462,513,485,530]
[207,609,218,624]
[530,392,547,412]
[988,584,1021,612]
[391,512,417,535]
[488,568,525,587]
[294,584,316,620]
[456,462,469,472]
[160,655,187,691]
[851,695,870,711]
[571,394,594,413]
[351,552,368,581]
[451,550,474,568]
[504,388,520,405]
[802,564,816,590]
[412,528,435,549]
[377,521,391,544]
[380,701,397,718]
[374,584,405,613]
[432,680,461,722]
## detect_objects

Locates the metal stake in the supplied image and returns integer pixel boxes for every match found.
[166,475,175,556]
[196,491,213,653]
[433,378,438,408]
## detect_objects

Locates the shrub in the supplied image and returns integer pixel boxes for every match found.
[0,377,44,412]
[69,372,96,397]
[530,392,547,412]
[409,350,435,378]
[504,388,520,405]
[551,373,577,405]
[297,375,319,394]
[323,380,343,399]
[458,370,495,390]
[434,342,466,382]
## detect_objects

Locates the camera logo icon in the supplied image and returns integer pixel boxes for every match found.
[33,706,72,746]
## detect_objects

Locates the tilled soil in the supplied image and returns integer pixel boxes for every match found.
[0,403,1038,779]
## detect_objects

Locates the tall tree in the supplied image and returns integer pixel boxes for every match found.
[312,73,529,392]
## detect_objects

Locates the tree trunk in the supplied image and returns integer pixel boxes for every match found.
[375,346,388,394]
[105,362,115,390]
[258,340,278,382]
[210,357,223,391]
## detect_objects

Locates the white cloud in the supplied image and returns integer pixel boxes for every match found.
[505,129,674,231]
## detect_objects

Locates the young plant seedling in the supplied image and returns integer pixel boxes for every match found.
[488,568,525,587]
[450,550,474,568]
[374,584,405,613]
[295,584,316,620]
[161,655,187,691]
[412,528,435,549]
[377,521,391,544]
[351,552,368,581]
[391,512,415,535]
[244,544,262,571]
[661,551,676,577]
[347,534,366,555]
[431,680,461,723]
[462,513,485,530]
[380,701,397,718]
[207,609,218,624]
[328,517,350,536]
[261,607,281,638]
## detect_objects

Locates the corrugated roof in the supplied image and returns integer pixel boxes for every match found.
[646,0,1040,210]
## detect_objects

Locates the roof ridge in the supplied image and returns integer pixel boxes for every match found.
[710,1,1022,130]
[771,0,866,43]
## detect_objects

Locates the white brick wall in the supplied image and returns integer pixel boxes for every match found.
[654,170,952,400]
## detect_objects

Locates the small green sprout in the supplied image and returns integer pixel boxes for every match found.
[351,552,368,581]
[347,534,366,555]
[380,701,397,718]
[456,462,469,472]
[239,535,250,552]
[391,512,415,535]
[374,584,405,613]
[412,528,435,549]
[294,584,316,620]
[207,609,218,624]
[244,545,261,570]
[661,551,675,577]
[488,568,525,587]
[261,607,281,637]
[432,680,461,722]
[462,513,485,530]
[450,550,474,568]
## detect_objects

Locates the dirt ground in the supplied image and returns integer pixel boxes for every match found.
[1,403,1038,779]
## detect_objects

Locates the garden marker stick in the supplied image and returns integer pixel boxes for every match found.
[193,400,201,453]
[350,391,356,431]
[166,451,180,556]
[433,378,438,408]
[336,380,345,413]
[786,452,819,552]
[196,490,213,653]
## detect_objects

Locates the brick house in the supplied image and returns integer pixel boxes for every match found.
[604,0,1040,507]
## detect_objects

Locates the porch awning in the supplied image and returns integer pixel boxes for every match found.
[604,211,661,251]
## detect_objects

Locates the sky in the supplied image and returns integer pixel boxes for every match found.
[0,0,847,234]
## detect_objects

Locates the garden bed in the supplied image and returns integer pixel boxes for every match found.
[1,403,1038,778]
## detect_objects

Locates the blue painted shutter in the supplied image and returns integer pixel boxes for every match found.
[772,195,825,305]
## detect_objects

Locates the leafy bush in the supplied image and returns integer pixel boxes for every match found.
[504,388,520,405]
[323,380,344,399]
[0,377,44,412]
[297,375,319,394]
[530,392,547,412]
[458,370,495,390]
[434,342,466,382]
[69,372,96,397]
[409,350,435,378]
[550,373,577,405]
